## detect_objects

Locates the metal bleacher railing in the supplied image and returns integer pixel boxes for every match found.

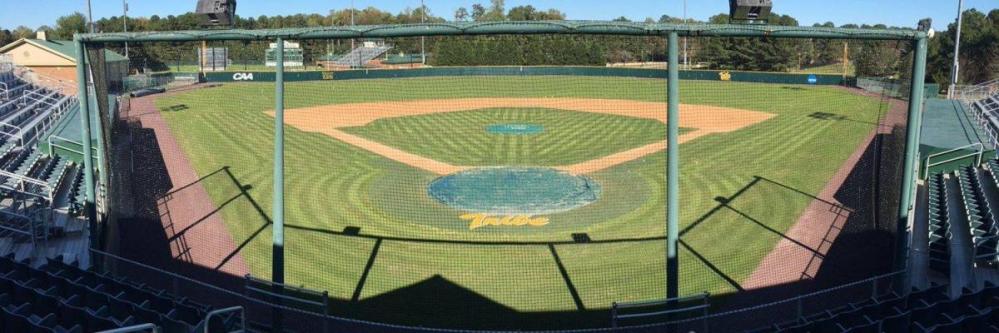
[96,323,162,333]
[922,143,984,179]
[0,54,13,72]
[611,292,709,329]
[952,78,999,104]
[967,93,999,149]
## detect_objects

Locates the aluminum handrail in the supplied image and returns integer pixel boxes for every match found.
[203,306,246,333]
[96,323,161,333]
[923,143,984,179]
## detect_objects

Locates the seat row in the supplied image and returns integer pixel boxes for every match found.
[749,283,999,333]
[956,166,999,264]
[927,173,952,274]
[0,254,221,333]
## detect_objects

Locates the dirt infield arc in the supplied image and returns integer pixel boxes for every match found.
[270,98,774,174]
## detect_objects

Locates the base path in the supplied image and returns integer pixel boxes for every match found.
[272,98,773,175]
[127,94,250,277]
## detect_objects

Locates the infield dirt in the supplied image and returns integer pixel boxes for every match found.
[271,98,773,174]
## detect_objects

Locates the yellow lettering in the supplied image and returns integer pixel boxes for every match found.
[528,217,550,226]
[461,213,487,230]
[484,216,501,226]
[461,213,551,230]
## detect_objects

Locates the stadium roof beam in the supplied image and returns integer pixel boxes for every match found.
[75,20,926,43]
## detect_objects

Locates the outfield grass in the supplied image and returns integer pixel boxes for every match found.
[155,76,886,328]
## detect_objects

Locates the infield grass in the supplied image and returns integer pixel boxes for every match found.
[154,76,887,329]
[342,107,691,166]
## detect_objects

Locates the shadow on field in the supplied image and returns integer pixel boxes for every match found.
[103,99,906,331]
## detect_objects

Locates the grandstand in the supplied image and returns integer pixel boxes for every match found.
[0,66,91,256]
[0,55,252,333]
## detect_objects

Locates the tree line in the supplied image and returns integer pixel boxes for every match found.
[1,1,996,86]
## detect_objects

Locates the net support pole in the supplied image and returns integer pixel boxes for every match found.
[666,32,680,300]
[271,37,286,332]
[74,38,98,249]
[895,36,928,290]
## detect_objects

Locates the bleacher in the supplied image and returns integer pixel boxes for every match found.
[0,69,91,264]
[332,45,393,67]
[747,283,998,332]
[970,93,999,148]
[0,63,257,332]
[0,253,243,332]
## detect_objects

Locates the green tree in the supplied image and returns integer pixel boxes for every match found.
[12,26,34,39]
[471,4,486,21]
[53,12,87,39]
[927,9,999,86]
[455,7,470,22]
[485,0,506,21]
[0,29,13,48]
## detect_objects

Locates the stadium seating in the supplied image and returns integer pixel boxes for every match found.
[745,282,999,332]
[926,172,952,274]
[956,166,999,263]
[0,253,243,332]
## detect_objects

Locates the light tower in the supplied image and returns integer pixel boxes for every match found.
[949,0,964,99]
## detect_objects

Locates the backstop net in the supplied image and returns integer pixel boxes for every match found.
[76,24,922,331]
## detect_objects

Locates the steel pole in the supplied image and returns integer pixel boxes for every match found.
[895,36,928,288]
[350,0,356,51]
[666,32,680,300]
[271,37,286,332]
[421,0,427,65]
[74,39,98,250]
[948,0,964,98]
[683,0,688,69]
[123,0,129,58]
[86,0,94,33]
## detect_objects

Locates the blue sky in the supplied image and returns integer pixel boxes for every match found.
[2,0,997,31]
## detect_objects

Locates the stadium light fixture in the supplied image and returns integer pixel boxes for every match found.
[729,0,772,23]
[195,0,238,28]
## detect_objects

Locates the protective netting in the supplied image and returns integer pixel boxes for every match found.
[82,33,917,331]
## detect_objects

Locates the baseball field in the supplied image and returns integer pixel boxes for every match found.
[151,75,887,328]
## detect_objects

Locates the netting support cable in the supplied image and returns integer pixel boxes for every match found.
[894,36,928,292]
[666,32,680,301]
[271,36,286,332]
[74,38,99,250]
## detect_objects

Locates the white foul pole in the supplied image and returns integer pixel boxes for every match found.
[949,0,964,98]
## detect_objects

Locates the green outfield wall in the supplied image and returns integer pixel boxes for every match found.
[202,67,854,85]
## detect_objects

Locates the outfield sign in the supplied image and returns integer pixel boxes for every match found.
[807,74,818,84]
[460,213,550,230]
[232,72,255,81]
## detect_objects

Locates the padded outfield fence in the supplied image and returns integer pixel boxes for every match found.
[72,21,930,331]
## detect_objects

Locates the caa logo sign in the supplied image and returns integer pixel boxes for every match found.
[232,73,254,81]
